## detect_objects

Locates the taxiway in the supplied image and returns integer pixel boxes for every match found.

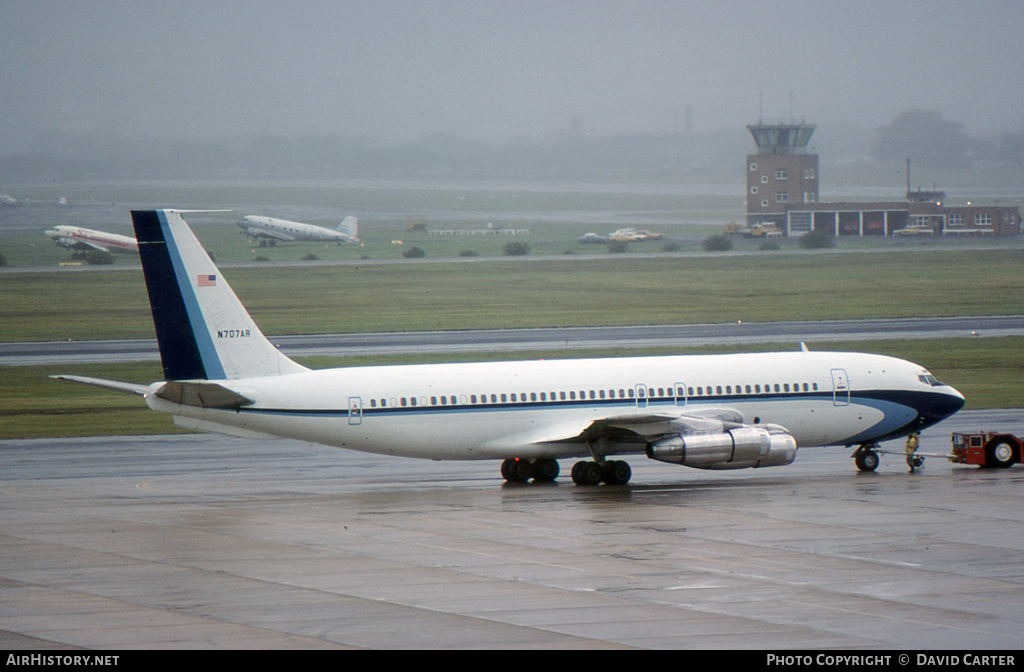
[1,409,1023,649]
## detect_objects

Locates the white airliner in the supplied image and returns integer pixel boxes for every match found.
[45,225,139,257]
[238,215,358,246]
[54,210,965,485]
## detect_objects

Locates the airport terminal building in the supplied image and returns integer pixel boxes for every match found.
[746,122,1021,237]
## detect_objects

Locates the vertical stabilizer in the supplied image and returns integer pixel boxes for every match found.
[336,216,359,241]
[132,210,308,381]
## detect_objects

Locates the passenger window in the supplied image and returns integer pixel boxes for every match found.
[784,384,790,392]
[726,385,732,394]
[774,384,780,392]
[570,391,576,400]
[716,386,722,395]
[471,395,477,403]
[501,394,507,402]
[599,390,606,399]
[559,392,566,401]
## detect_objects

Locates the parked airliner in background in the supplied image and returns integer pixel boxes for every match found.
[239,215,358,246]
[54,210,965,485]
[45,225,139,258]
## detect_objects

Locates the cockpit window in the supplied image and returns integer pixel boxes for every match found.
[918,374,943,386]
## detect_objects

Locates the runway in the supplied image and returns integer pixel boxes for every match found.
[2,409,1023,650]
[3,314,1023,365]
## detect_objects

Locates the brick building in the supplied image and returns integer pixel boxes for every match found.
[746,123,818,228]
[745,121,1021,237]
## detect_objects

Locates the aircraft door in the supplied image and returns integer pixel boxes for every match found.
[348,396,363,425]
[634,384,649,408]
[831,369,850,406]
[674,382,687,406]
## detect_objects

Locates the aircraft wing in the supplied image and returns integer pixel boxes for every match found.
[62,239,112,253]
[555,407,746,443]
[244,226,296,242]
[481,407,747,451]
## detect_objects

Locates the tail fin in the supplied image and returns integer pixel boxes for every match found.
[336,216,358,241]
[131,210,307,381]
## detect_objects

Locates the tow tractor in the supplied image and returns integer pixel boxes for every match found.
[853,431,1024,472]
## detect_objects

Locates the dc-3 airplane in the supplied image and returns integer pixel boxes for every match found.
[238,214,358,246]
[54,210,965,485]
[45,225,139,258]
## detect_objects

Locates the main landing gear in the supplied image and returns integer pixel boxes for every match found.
[500,458,559,483]
[571,460,632,486]
[499,458,632,486]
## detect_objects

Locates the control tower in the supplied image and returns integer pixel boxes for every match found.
[746,122,818,228]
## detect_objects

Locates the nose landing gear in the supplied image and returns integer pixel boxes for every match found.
[853,444,880,472]
[852,434,925,473]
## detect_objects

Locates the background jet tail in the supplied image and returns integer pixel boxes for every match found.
[132,210,308,381]
[336,216,358,240]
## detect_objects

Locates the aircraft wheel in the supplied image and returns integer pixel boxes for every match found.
[571,461,603,486]
[502,458,532,482]
[855,449,880,472]
[601,460,632,485]
[986,441,1017,469]
[531,458,560,482]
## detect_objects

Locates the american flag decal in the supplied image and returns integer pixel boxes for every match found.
[197,274,217,287]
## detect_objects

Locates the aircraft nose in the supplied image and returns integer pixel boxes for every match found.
[923,386,966,425]
[45,229,59,239]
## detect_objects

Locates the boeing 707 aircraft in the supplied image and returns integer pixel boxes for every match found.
[45,225,139,258]
[54,210,965,485]
[239,214,358,246]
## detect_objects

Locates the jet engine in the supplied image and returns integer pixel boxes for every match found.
[645,426,797,470]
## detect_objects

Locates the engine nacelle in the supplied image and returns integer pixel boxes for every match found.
[646,427,797,470]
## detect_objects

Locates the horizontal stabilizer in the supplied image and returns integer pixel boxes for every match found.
[50,375,148,396]
[155,381,254,409]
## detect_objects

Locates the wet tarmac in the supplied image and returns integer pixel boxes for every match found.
[1,409,1023,650]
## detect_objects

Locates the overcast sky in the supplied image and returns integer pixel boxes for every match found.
[1,0,1022,154]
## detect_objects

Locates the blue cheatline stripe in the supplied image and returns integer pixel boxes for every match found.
[236,388,957,445]
[156,212,226,380]
[132,210,207,381]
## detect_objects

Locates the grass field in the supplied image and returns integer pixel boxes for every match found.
[3,249,1023,341]
[2,181,1022,440]
[4,336,1021,440]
